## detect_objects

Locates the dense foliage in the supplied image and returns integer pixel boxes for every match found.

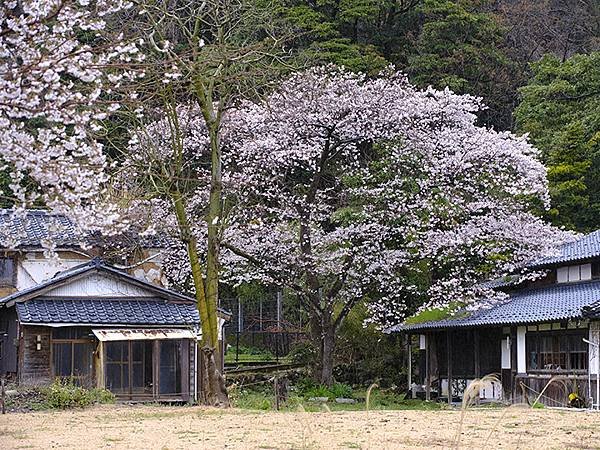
[280,0,599,133]
[515,53,600,231]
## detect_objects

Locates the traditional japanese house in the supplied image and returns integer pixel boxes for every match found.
[0,210,230,402]
[388,230,600,407]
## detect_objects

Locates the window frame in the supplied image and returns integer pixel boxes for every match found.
[526,328,588,373]
[51,328,95,385]
[557,263,593,283]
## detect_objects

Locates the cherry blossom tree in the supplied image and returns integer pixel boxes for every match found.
[217,67,568,385]
[0,0,141,242]
[111,0,295,405]
[122,67,567,386]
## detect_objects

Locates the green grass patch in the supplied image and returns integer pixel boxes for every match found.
[230,382,448,412]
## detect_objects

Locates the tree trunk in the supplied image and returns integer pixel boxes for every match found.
[205,121,222,348]
[200,345,230,407]
[311,315,336,386]
[172,189,228,406]
[320,326,336,386]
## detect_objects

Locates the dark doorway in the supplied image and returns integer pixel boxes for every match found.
[131,341,153,396]
[105,340,153,400]
[159,340,182,397]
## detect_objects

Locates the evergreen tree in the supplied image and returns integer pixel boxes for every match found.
[515,52,600,231]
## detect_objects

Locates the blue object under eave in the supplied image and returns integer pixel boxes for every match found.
[15,297,200,326]
[388,279,600,333]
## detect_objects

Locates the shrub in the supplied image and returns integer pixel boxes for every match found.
[303,384,332,400]
[287,341,317,365]
[295,378,355,400]
[330,382,353,399]
[45,378,115,409]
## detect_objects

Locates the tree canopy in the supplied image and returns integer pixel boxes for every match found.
[515,52,600,231]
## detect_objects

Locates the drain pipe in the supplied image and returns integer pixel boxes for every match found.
[194,328,201,404]
[583,338,599,410]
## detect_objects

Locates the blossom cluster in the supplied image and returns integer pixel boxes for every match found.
[124,67,569,328]
[0,0,142,246]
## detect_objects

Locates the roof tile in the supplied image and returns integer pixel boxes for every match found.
[390,280,600,332]
[16,298,199,326]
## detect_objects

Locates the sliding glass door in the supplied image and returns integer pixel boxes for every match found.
[104,339,187,400]
[159,340,182,397]
[105,341,153,399]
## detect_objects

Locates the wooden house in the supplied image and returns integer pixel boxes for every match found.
[388,230,600,407]
[0,210,230,402]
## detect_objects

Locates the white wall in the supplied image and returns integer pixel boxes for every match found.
[501,337,511,369]
[17,252,89,290]
[517,326,526,374]
[45,273,155,298]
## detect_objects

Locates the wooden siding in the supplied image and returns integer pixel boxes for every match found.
[0,307,18,374]
[513,374,589,407]
[45,273,155,298]
[19,326,51,385]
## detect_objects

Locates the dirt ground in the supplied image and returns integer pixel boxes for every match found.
[1,404,599,450]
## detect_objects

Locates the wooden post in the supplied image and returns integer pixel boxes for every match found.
[407,334,412,397]
[274,376,279,410]
[474,330,481,405]
[236,298,241,364]
[447,331,452,406]
[425,334,431,401]
[1,378,5,414]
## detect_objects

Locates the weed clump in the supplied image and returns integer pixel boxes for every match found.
[45,378,114,409]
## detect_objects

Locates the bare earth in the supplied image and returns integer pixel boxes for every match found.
[1,404,599,450]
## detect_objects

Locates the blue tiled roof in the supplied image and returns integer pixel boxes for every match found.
[16,298,199,326]
[0,209,167,249]
[582,299,600,319]
[0,209,79,247]
[389,280,600,332]
[532,230,600,267]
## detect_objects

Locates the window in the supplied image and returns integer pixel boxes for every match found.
[527,330,588,372]
[557,264,592,283]
[0,257,15,287]
[52,328,94,385]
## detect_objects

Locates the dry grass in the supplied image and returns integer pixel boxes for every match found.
[0,403,599,449]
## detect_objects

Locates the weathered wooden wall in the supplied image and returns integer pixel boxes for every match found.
[19,326,51,385]
[0,307,18,375]
[512,374,589,407]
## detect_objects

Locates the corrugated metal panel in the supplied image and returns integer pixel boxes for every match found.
[92,328,196,341]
